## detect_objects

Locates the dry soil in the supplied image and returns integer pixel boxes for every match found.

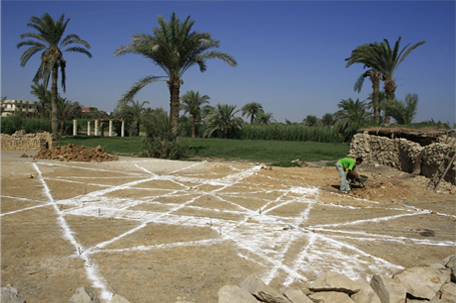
[1,151,455,302]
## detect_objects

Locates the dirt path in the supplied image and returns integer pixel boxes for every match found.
[1,152,455,302]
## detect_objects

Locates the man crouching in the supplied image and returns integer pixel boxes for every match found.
[335,157,363,193]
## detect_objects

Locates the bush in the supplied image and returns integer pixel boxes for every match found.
[1,116,52,135]
[142,109,189,159]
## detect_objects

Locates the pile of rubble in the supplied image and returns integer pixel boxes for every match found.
[2,255,454,303]
[217,254,456,303]
[33,143,119,162]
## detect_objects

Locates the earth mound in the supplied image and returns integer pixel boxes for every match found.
[33,143,119,162]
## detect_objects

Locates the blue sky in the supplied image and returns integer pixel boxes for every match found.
[2,0,455,124]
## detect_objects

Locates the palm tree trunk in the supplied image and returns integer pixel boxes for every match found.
[191,116,196,138]
[384,80,396,125]
[168,80,181,133]
[370,71,381,124]
[41,99,45,119]
[51,65,59,137]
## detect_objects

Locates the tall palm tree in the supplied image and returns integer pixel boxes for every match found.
[367,37,425,124]
[204,104,243,138]
[334,98,372,141]
[180,90,211,138]
[17,13,92,137]
[345,44,382,124]
[114,12,237,133]
[241,102,264,124]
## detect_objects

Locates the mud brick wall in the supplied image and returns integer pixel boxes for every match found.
[0,131,56,152]
[349,133,455,185]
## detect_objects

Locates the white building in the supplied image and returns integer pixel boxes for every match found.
[1,100,38,117]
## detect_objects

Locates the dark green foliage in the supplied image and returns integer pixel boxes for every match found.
[240,124,343,143]
[1,116,52,134]
[142,108,189,159]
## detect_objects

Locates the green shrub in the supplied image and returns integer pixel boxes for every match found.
[142,108,189,159]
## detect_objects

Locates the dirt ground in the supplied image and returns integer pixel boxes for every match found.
[1,151,455,303]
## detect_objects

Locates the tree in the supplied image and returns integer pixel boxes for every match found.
[57,96,80,135]
[17,13,92,137]
[365,37,425,124]
[114,12,237,133]
[180,90,210,138]
[254,112,276,125]
[334,98,372,141]
[320,113,335,128]
[30,84,51,119]
[241,102,264,124]
[345,44,382,124]
[128,100,150,136]
[302,115,320,126]
[389,93,419,125]
[204,104,243,138]
[115,100,149,136]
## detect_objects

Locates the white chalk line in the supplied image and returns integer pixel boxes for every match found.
[0,202,54,217]
[89,239,224,254]
[83,165,262,253]
[32,163,113,302]
[21,160,454,295]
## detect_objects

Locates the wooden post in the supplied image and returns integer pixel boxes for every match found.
[109,120,113,137]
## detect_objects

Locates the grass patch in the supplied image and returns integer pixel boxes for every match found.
[58,135,144,155]
[58,136,350,163]
[179,137,350,163]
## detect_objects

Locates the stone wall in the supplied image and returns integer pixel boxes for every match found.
[349,133,455,186]
[0,130,56,152]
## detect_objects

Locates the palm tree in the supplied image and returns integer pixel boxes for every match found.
[204,104,243,138]
[390,93,419,125]
[320,113,335,128]
[17,13,92,137]
[334,98,372,141]
[180,90,211,137]
[302,115,320,126]
[254,112,276,125]
[366,37,425,124]
[114,12,237,133]
[30,84,51,119]
[57,96,80,135]
[129,100,150,136]
[241,102,264,124]
[345,44,382,124]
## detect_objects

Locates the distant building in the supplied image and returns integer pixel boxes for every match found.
[1,99,38,117]
[81,106,98,115]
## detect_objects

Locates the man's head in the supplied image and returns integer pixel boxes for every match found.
[356,157,363,165]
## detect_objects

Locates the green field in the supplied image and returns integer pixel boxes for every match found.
[58,135,350,164]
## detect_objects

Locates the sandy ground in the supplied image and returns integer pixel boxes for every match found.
[1,151,455,303]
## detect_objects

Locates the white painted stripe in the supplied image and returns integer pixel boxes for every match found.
[32,163,113,302]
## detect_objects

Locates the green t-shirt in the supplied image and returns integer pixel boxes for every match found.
[337,158,356,170]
